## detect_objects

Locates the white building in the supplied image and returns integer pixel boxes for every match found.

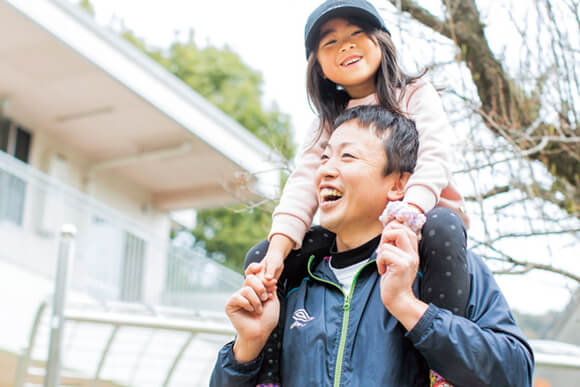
[530,289,580,387]
[0,0,283,385]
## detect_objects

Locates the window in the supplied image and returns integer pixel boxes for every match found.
[0,116,31,226]
[0,116,31,162]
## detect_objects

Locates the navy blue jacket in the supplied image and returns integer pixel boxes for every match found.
[210,251,534,386]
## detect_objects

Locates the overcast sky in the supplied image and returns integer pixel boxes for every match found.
[83,0,578,315]
[88,0,317,144]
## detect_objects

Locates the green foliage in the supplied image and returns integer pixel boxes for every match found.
[77,0,95,17]
[123,30,295,272]
[194,207,273,272]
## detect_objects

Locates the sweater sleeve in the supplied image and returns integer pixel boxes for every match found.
[268,119,328,249]
[406,252,534,386]
[403,81,454,213]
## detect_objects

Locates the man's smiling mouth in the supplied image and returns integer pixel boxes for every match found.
[321,187,343,202]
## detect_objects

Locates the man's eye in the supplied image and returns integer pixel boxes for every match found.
[321,154,329,161]
[323,39,336,47]
[342,153,355,159]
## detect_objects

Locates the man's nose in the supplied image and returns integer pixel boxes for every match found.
[318,159,340,178]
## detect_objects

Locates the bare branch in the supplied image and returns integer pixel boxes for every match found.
[472,240,580,283]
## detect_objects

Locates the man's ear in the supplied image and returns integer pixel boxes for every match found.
[386,172,411,201]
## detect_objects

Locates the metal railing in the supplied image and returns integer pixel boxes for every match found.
[15,299,235,387]
[0,150,242,311]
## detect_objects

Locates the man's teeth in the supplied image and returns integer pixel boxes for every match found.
[321,188,343,200]
[343,57,360,66]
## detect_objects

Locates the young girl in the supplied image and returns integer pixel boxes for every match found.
[246,1,469,385]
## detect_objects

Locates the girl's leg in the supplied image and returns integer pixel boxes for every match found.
[243,226,334,386]
[419,207,469,386]
[418,206,469,316]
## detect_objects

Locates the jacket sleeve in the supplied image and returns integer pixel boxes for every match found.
[268,119,329,249]
[209,341,263,387]
[406,252,534,386]
[403,80,454,213]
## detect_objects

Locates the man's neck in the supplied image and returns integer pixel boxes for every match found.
[330,235,381,269]
[335,224,383,252]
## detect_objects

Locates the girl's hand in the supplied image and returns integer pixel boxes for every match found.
[263,252,285,281]
[263,234,294,280]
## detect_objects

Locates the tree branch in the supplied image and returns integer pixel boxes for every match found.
[389,0,580,219]
[472,239,580,283]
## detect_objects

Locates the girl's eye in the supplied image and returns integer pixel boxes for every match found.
[342,153,355,159]
[323,39,336,47]
[321,154,329,161]
[352,30,364,36]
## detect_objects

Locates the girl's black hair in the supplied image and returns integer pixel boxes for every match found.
[306,16,426,146]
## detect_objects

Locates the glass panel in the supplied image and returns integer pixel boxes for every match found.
[120,233,145,302]
[0,169,25,226]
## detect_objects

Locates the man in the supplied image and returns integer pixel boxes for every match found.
[210,105,534,386]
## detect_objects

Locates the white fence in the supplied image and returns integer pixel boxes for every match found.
[0,150,242,311]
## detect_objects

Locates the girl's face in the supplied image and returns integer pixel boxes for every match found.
[316,17,382,99]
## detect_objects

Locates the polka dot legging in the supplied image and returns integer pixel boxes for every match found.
[418,206,469,316]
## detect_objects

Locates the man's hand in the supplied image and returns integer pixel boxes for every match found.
[226,265,280,362]
[376,222,428,331]
[379,219,406,246]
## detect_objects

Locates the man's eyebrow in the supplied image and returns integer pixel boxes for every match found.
[325,141,357,150]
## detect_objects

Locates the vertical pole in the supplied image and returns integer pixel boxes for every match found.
[44,224,77,387]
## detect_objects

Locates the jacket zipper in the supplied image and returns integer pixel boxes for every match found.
[307,255,375,387]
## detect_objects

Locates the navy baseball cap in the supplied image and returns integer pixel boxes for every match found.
[304,0,390,59]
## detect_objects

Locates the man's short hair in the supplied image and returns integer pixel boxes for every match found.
[334,105,419,176]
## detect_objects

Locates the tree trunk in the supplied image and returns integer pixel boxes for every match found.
[389,0,579,216]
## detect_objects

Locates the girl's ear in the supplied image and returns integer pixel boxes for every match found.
[386,172,411,201]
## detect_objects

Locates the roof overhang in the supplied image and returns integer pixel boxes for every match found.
[0,0,284,210]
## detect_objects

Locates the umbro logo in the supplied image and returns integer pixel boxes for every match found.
[290,308,314,329]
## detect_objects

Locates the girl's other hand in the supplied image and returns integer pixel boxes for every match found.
[264,234,294,280]
[264,252,285,281]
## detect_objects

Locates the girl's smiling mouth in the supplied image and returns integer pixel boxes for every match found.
[341,56,362,67]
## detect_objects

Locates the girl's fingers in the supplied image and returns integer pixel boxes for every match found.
[245,261,264,277]
[264,280,278,295]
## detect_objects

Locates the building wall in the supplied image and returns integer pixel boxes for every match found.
[2,122,171,306]
[28,130,170,237]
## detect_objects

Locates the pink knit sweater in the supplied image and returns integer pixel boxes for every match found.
[270,80,468,248]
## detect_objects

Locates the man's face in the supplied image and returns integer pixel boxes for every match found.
[316,119,400,244]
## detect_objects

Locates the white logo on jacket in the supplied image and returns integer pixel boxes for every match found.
[290,308,314,329]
